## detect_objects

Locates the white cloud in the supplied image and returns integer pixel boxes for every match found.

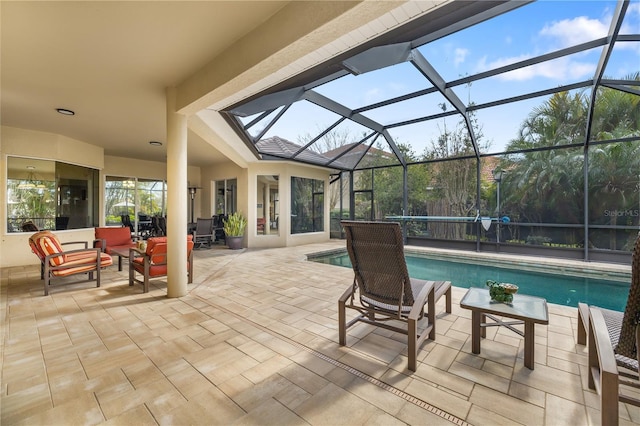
[498,56,595,81]
[454,47,469,67]
[539,16,609,48]
[363,88,382,103]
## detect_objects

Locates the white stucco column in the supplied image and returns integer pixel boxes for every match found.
[166,87,188,298]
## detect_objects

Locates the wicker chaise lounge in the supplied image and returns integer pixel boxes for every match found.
[583,232,640,425]
[339,220,452,372]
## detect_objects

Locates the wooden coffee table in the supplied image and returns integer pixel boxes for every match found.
[460,287,549,370]
[110,247,131,271]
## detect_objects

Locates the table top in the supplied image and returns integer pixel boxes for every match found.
[460,287,549,324]
[110,247,132,258]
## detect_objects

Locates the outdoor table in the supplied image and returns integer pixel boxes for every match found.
[110,247,131,272]
[460,287,549,370]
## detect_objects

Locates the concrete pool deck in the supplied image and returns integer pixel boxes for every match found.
[2,240,637,425]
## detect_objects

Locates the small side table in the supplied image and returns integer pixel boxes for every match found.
[460,287,549,370]
[109,247,131,272]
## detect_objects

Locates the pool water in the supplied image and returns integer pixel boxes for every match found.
[311,252,629,311]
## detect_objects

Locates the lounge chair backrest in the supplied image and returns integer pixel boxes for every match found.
[29,231,65,266]
[145,235,195,265]
[617,232,640,359]
[342,220,415,307]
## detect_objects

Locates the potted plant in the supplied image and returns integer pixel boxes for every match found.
[223,212,247,250]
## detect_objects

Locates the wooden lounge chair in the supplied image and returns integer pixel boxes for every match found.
[585,232,640,425]
[339,220,452,371]
[29,230,113,295]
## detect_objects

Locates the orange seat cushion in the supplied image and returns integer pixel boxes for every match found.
[132,235,194,277]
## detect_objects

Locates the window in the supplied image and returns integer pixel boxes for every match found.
[105,176,166,234]
[7,156,98,232]
[291,177,324,234]
[256,175,279,235]
[215,178,237,215]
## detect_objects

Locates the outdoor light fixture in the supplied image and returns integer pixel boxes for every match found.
[56,108,75,116]
[492,168,503,183]
[188,186,201,223]
[492,168,505,246]
[149,141,162,146]
[17,166,46,190]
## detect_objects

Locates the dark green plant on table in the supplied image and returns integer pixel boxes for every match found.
[486,280,518,303]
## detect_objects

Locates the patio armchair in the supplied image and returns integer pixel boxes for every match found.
[581,232,640,425]
[339,220,452,371]
[93,226,139,271]
[213,214,226,243]
[257,217,266,234]
[192,217,214,248]
[129,235,194,293]
[29,230,113,295]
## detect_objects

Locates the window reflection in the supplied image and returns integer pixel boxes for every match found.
[257,175,279,235]
[291,177,324,234]
[7,156,98,232]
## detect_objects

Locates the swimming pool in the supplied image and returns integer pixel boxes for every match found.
[309,250,630,311]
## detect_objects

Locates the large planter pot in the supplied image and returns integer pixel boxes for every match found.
[226,236,243,250]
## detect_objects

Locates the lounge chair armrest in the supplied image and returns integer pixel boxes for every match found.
[61,240,89,249]
[129,247,145,257]
[93,238,107,251]
[409,280,435,321]
[339,283,355,303]
[44,247,102,267]
[588,307,619,391]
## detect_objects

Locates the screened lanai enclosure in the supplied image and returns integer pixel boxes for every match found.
[224,0,640,264]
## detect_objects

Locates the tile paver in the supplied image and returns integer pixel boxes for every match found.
[1,241,634,425]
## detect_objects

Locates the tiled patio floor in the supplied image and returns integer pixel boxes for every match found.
[1,241,638,425]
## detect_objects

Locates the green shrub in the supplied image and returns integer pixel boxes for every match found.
[223,212,247,236]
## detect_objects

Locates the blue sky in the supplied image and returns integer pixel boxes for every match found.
[250,1,639,157]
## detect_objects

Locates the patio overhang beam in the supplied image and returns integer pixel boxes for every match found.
[448,38,609,90]
[584,0,628,148]
[259,151,348,172]
[220,113,264,159]
[252,103,291,143]
[600,84,640,97]
[386,110,459,130]
[378,130,405,168]
[243,108,277,131]
[409,49,480,159]
[290,116,346,158]
[229,87,304,117]
[353,86,439,114]
[302,89,407,167]
[412,0,532,48]
[303,90,385,133]
[324,131,377,167]
[352,135,382,170]
[468,80,593,112]
[342,42,412,75]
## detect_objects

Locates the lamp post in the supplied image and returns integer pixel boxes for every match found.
[492,168,504,246]
[188,186,198,224]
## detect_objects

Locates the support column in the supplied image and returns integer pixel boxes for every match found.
[166,87,188,298]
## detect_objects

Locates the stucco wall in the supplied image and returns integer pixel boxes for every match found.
[1,126,106,267]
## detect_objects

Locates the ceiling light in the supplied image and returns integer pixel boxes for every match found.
[18,167,46,190]
[149,141,162,146]
[56,108,75,116]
